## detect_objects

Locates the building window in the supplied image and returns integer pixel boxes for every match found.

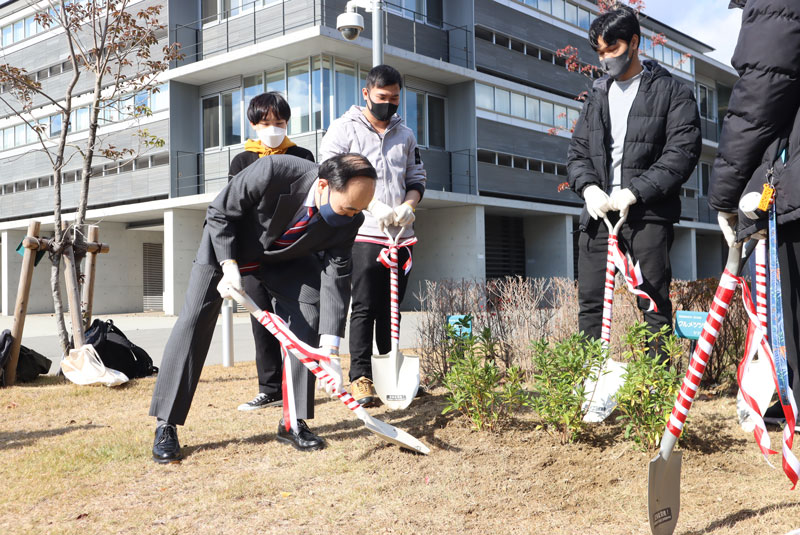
[406,89,446,150]
[287,59,310,136]
[475,82,580,131]
[334,60,357,118]
[697,83,715,121]
[699,162,711,197]
[243,74,263,140]
[151,83,170,112]
[202,95,220,149]
[221,89,241,146]
[406,89,426,146]
[312,56,332,130]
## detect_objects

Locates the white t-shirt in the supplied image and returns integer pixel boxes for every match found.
[608,70,643,193]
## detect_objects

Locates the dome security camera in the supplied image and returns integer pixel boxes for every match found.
[337,11,364,41]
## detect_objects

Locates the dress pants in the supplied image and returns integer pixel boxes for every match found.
[778,218,800,410]
[149,259,319,425]
[348,241,412,382]
[577,216,674,357]
[243,272,282,396]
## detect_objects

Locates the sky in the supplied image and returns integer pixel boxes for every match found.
[639,0,743,66]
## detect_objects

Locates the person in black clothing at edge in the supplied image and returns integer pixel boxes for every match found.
[228,92,315,412]
[567,6,701,358]
[710,0,800,425]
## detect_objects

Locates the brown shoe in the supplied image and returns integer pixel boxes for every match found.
[350,376,377,407]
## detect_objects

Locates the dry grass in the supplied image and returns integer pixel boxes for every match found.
[2,362,800,535]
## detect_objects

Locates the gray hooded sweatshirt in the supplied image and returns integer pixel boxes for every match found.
[319,105,427,239]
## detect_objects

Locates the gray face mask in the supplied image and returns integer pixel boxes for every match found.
[600,47,634,80]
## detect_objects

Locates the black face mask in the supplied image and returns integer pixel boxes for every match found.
[367,95,398,122]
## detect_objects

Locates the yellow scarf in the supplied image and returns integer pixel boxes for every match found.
[244,136,297,157]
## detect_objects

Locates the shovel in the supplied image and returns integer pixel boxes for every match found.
[648,242,752,535]
[228,288,429,455]
[372,226,420,410]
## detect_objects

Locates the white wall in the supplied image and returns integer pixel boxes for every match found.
[406,205,486,308]
[524,214,574,279]
[164,208,206,315]
[670,227,697,281]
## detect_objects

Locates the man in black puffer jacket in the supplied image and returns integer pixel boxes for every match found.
[709,0,800,420]
[567,6,701,355]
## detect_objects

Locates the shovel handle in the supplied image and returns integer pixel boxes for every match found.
[384,226,409,350]
[601,237,616,348]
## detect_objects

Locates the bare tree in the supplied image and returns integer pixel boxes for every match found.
[0,0,181,352]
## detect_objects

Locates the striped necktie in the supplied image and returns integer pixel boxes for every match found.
[271,206,318,249]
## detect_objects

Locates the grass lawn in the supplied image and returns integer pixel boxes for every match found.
[2,361,800,534]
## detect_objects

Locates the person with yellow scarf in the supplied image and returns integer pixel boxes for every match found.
[229,92,315,412]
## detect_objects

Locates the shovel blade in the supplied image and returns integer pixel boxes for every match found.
[355,407,430,454]
[372,349,420,410]
[648,450,682,535]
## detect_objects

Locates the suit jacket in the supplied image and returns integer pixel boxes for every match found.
[196,154,364,337]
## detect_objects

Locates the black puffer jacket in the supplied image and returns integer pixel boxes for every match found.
[708,0,800,238]
[567,60,701,229]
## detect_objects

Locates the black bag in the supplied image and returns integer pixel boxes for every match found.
[0,329,52,386]
[85,319,158,379]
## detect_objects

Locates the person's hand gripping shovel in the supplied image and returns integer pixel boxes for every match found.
[227,287,429,454]
[647,240,755,535]
[371,225,420,410]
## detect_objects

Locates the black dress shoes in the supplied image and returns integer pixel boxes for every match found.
[276,419,325,451]
[152,423,182,463]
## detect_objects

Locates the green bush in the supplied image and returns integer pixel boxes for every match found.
[441,317,530,432]
[529,333,607,444]
[614,323,683,451]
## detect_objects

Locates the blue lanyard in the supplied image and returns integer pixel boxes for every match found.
[769,198,791,407]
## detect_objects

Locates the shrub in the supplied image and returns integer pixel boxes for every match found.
[441,317,530,432]
[529,333,607,444]
[614,323,683,450]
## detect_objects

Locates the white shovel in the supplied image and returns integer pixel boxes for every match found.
[372,227,420,410]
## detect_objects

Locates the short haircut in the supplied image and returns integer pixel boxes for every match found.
[319,153,378,191]
[365,64,403,90]
[588,6,641,51]
[247,91,291,124]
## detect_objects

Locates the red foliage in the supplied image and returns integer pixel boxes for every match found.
[557,181,570,192]
[651,33,668,47]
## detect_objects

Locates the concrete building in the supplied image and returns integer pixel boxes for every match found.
[0,0,735,316]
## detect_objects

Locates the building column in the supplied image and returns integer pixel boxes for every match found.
[523,214,574,279]
[164,209,206,315]
[670,227,697,281]
[696,231,725,279]
[1,230,25,316]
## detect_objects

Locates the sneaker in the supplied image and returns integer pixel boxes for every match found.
[237,392,282,411]
[350,376,377,407]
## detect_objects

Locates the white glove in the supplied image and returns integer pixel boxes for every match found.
[718,211,738,248]
[610,188,638,218]
[583,185,612,220]
[216,260,242,299]
[368,199,395,232]
[394,202,415,226]
[317,354,342,397]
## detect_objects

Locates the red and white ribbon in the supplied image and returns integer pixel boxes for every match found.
[601,241,616,347]
[607,233,658,313]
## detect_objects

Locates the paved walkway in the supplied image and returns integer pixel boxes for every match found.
[0,311,425,374]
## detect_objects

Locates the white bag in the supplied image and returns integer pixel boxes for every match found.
[61,344,129,387]
[582,359,628,423]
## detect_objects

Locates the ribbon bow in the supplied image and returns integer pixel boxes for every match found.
[377,236,418,275]
[607,234,659,312]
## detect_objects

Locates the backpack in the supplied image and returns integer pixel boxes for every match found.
[0,329,52,386]
[85,319,158,379]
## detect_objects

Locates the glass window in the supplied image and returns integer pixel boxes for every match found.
[538,0,551,13]
[223,0,242,18]
[641,36,651,56]
[121,160,133,173]
[698,85,708,118]
[151,83,169,111]
[135,91,150,114]
[135,156,150,170]
[526,97,539,122]
[50,114,62,138]
[104,163,118,175]
[13,20,23,42]
[681,55,693,74]
[242,74,263,139]
[497,153,512,167]
[25,16,36,38]
[14,124,25,146]
[540,101,554,125]
[494,88,510,115]
[578,8,590,30]
[475,27,493,42]
[119,95,134,118]
[266,68,285,94]
[556,164,567,176]
[2,26,11,47]
[523,0,537,8]
[511,92,525,118]
[568,108,580,129]
[510,39,524,53]
[287,60,310,135]
[477,149,495,164]
[152,153,169,167]
[37,69,48,81]
[76,107,89,130]
[38,177,50,188]
[406,90,426,146]
[529,159,542,172]
[494,34,509,48]
[49,64,62,77]
[543,161,556,174]
[312,56,332,130]
[540,50,553,63]
[554,104,567,129]
[202,0,218,22]
[654,44,664,63]
[476,83,494,110]
[221,89,241,146]
[565,3,578,25]
[202,96,220,149]
[551,0,565,19]
[37,117,49,139]
[513,156,527,169]
[26,123,37,143]
[700,162,711,197]
[673,49,682,69]
[335,60,357,117]
[428,95,445,149]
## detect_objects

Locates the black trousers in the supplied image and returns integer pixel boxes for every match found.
[778,219,800,410]
[577,217,674,355]
[348,241,412,382]
[243,272,282,396]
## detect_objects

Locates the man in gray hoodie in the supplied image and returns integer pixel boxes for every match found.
[319,64,427,406]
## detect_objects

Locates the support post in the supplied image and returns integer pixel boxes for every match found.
[81,225,99,329]
[4,221,40,386]
[222,298,234,367]
[372,0,384,66]
[62,230,86,348]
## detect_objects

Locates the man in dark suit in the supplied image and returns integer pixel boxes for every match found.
[149,153,377,462]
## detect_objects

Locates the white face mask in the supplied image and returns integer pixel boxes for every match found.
[256,125,286,148]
